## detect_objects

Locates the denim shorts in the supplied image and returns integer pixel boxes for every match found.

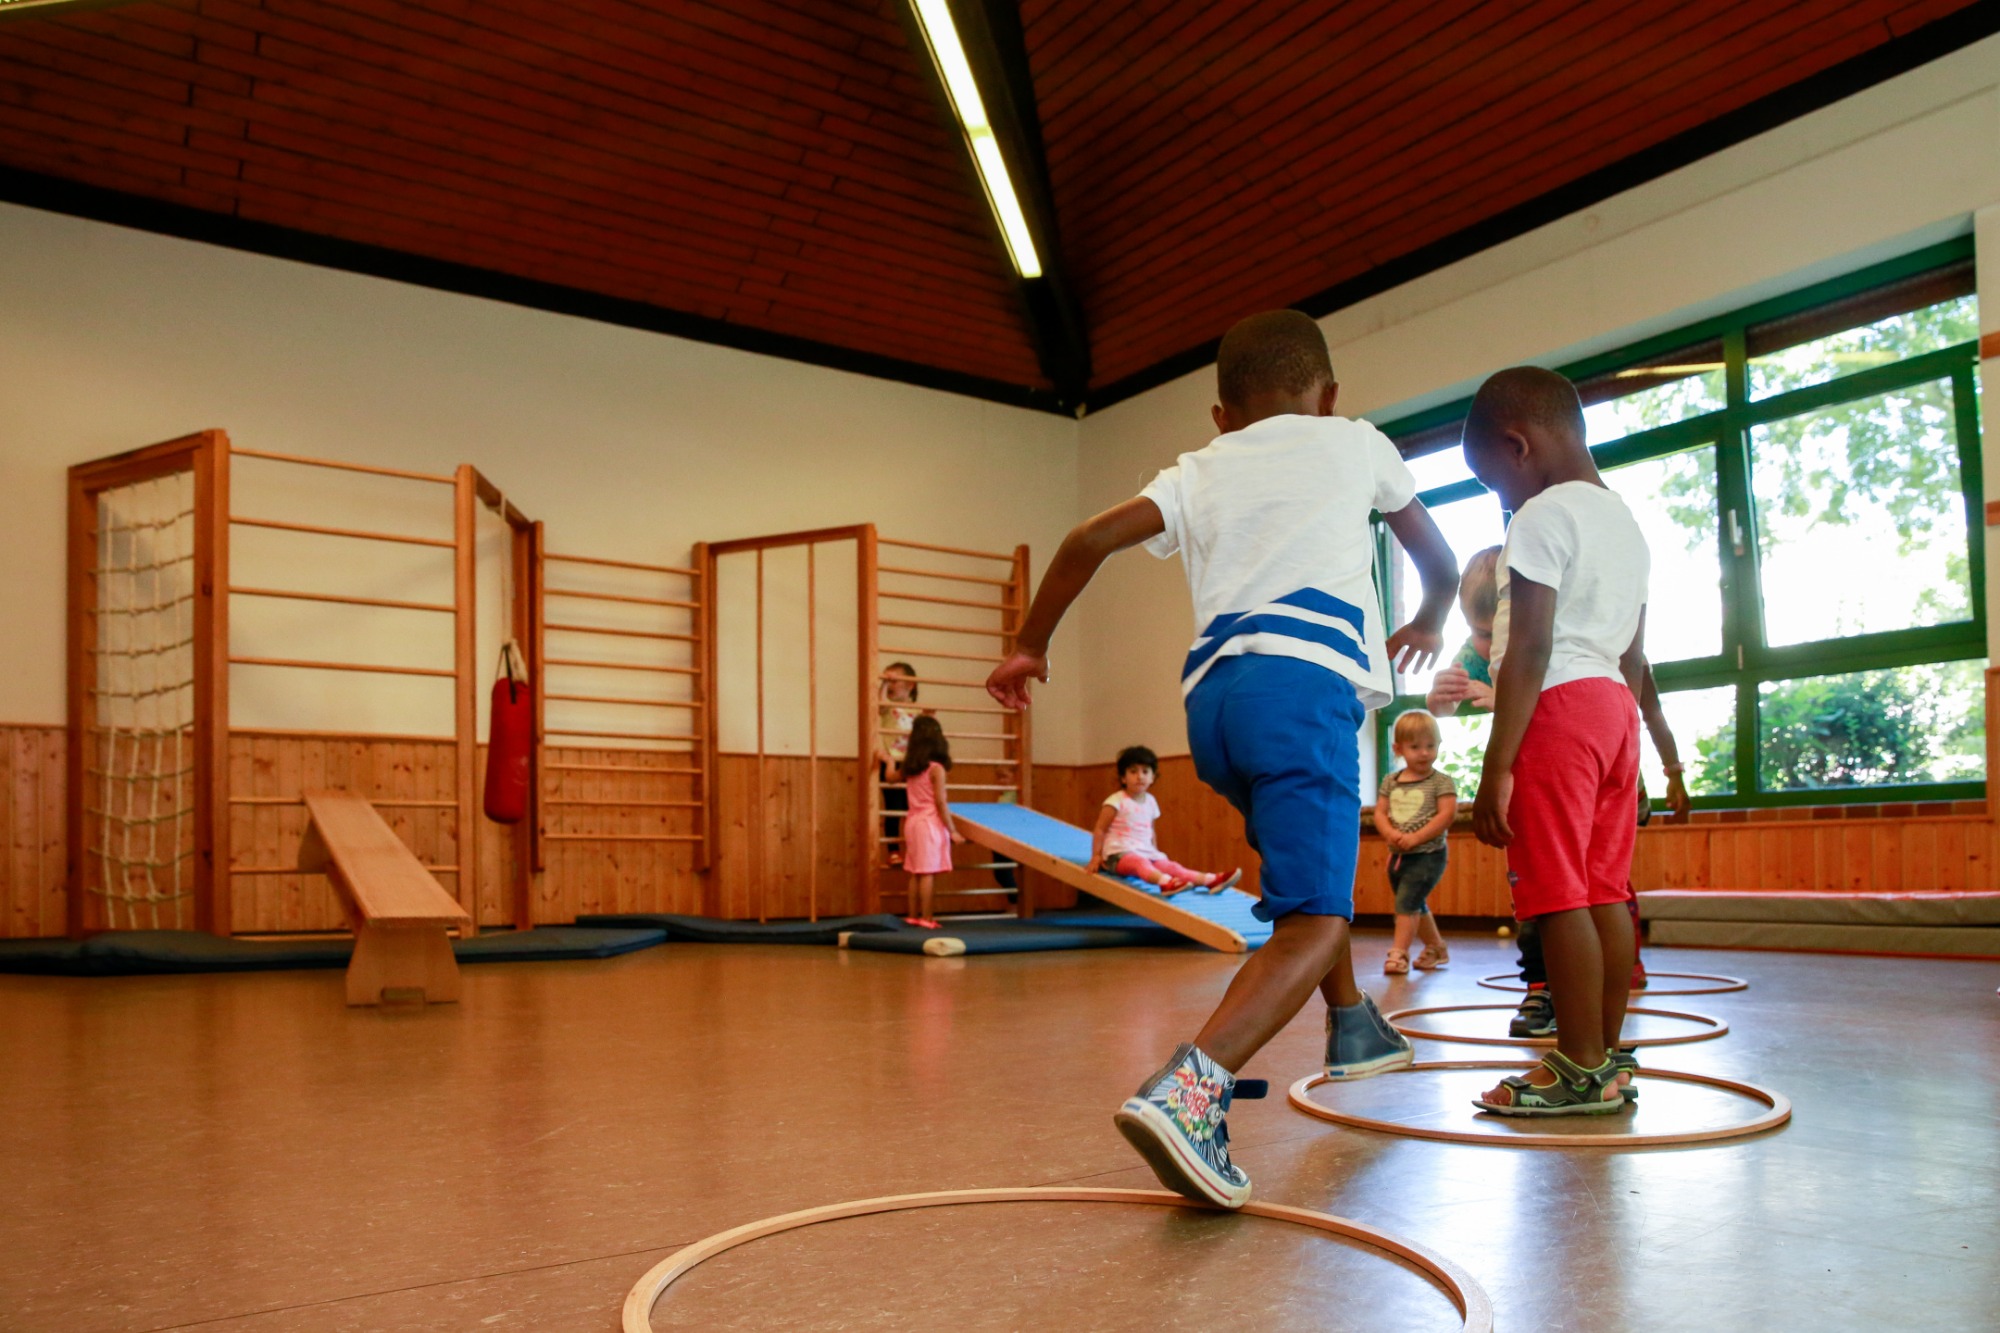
[1185,654,1365,922]
[1389,848,1448,915]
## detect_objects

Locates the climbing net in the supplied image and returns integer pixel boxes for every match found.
[88,472,198,929]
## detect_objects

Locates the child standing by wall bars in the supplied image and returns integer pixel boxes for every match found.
[988,310,1459,1207]
[1091,745,1241,895]
[1464,366,1653,1117]
[898,715,963,930]
[1373,711,1456,974]
[874,663,924,867]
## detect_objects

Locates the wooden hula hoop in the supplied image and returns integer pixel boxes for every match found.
[1289,1063,1791,1149]
[1386,1002,1728,1048]
[1477,970,1749,997]
[621,1187,1494,1333]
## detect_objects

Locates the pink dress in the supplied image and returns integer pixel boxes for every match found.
[901,763,953,874]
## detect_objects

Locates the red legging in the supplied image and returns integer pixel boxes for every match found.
[1112,852,1207,883]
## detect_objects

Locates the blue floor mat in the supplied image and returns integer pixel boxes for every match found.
[572,913,906,945]
[0,926,665,976]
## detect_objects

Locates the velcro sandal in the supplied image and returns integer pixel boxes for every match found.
[1472,1050,1628,1118]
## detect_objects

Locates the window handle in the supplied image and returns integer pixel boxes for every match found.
[1727,508,1746,556]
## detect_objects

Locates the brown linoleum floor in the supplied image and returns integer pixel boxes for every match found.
[3,931,1996,1331]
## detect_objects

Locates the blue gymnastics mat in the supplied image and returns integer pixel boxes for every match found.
[0,926,666,976]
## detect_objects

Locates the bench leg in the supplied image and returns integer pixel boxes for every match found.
[347,923,462,1005]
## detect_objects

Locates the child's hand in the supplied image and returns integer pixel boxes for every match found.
[1386,622,1444,674]
[1665,773,1691,820]
[1473,772,1514,847]
[986,650,1049,710]
[1463,680,1495,710]
[1430,664,1470,701]
[949,830,966,845]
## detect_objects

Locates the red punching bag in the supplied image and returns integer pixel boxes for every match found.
[485,642,532,823]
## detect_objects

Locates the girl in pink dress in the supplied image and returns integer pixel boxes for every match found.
[899,716,964,928]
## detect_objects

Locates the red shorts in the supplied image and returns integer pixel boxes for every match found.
[1506,678,1640,920]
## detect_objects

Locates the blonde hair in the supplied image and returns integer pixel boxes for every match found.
[1459,546,1502,628]
[1393,709,1440,748]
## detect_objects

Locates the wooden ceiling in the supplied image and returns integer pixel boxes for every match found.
[0,0,1991,413]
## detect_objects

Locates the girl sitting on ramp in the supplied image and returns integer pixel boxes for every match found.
[1091,745,1240,896]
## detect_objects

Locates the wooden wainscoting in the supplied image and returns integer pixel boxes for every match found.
[2,724,66,938]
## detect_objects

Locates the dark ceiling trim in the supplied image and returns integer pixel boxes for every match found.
[0,164,1069,414]
[1083,0,2000,416]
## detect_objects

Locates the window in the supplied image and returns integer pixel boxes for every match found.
[1374,240,1983,808]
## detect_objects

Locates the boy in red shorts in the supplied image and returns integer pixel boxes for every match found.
[1464,366,1651,1117]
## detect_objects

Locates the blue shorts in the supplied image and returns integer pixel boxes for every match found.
[1185,654,1366,922]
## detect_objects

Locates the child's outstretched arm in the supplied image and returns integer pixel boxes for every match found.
[986,497,1166,709]
[1473,575,1556,847]
[1380,500,1457,672]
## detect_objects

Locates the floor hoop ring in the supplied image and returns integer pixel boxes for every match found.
[1289,1063,1792,1149]
[621,1186,1495,1332]
[1386,1002,1728,1048]
[1476,970,1750,997]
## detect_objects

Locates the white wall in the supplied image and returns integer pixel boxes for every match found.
[1075,33,2000,763]
[0,206,1088,761]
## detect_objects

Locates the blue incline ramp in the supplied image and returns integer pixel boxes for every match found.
[951,803,1271,952]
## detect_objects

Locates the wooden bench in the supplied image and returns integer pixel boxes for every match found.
[299,790,473,1005]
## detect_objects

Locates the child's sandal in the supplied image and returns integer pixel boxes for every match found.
[1472,1051,1627,1117]
[1202,868,1243,895]
[1611,1047,1640,1102]
[1413,945,1450,971]
[1382,948,1411,975]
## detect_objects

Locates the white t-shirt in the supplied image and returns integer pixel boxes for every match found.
[1101,791,1162,858]
[1491,481,1650,692]
[1139,414,1417,707]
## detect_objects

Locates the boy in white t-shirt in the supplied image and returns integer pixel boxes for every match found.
[1090,745,1241,894]
[987,310,1460,1207]
[1463,366,1653,1117]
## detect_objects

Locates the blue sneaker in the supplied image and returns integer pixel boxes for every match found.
[1113,1043,1252,1209]
[1324,991,1415,1080]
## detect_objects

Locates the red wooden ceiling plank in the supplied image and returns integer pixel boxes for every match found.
[1036,0,1272,128]
[1040,0,1401,158]
[256,0,992,227]
[1089,4,1905,374]
[1065,0,1585,278]
[1886,0,1980,35]
[1277,0,1894,265]
[0,74,244,169]
[191,9,1000,270]
[1020,0,1123,79]
[0,105,240,186]
[39,3,196,58]
[0,25,251,101]
[329,0,956,169]
[1033,0,1200,110]
[1056,0,1552,222]
[108,2,261,52]
[1082,0,1763,324]
[1,140,243,212]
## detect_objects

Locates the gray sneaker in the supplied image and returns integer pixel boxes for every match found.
[1324,991,1415,1080]
[1509,987,1557,1039]
[1114,1043,1252,1209]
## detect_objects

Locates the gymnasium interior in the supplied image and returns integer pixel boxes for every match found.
[2,2,1998,1329]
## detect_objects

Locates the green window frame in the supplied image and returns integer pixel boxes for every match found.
[1372,237,1985,809]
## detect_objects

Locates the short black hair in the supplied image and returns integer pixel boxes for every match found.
[1464,366,1585,447]
[1216,310,1334,408]
[1116,745,1158,775]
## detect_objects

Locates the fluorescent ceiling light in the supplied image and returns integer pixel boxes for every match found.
[0,0,90,10]
[909,0,1043,280]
